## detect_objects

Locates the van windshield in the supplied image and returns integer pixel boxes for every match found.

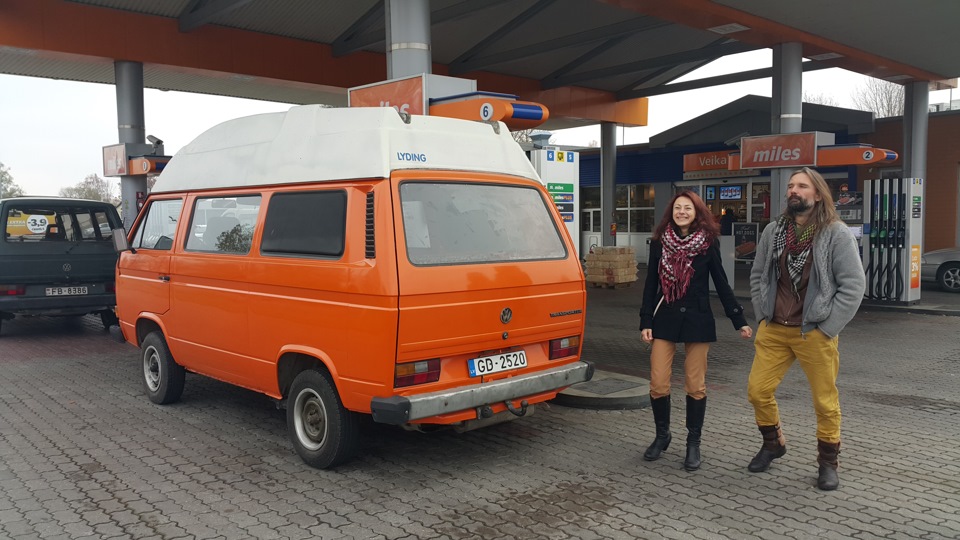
[3,204,118,243]
[400,181,567,265]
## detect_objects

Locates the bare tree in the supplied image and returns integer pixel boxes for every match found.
[511,129,558,146]
[803,92,840,107]
[850,78,904,118]
[59,174,120,204]
[0,162,26,198]
[511,129,533,144]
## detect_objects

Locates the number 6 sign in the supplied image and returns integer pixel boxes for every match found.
[479,102,494,121]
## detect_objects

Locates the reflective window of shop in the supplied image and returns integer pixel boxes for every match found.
[614,184,656,232]
[581,186,601,232]
[751,182,771,231]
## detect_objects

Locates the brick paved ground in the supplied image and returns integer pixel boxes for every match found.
[1,280,959,539]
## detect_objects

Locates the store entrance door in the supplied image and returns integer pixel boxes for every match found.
[705,184,747,230]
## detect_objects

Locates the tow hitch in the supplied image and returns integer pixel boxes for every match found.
[504,399,529,417]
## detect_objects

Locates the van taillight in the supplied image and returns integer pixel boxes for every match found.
[549,336,580,359]
[1,285,26,296]
[106,282,116,293]
[395,359,441,387]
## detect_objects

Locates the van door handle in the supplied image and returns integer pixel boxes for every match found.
[158,275,170,282]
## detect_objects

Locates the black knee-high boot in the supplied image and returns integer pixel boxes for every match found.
[684,395,706,471]
[643,395,671,461]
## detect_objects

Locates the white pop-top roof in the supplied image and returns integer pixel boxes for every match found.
[152,105,541,193]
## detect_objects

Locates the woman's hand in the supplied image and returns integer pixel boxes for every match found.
[641,328,653,343]
[738,326,753,339]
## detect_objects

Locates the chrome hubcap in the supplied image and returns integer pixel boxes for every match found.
[944,267,960,290]
[294,388,327,451]
[143,346,161,391]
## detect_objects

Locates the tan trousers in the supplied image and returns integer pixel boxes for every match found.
[649,340,710,399]
[747,322,841,443]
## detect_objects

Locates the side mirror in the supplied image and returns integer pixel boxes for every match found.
[112,229,132,253]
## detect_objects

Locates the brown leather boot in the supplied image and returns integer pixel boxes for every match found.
[748,424,787,472]
[817,439,840,490]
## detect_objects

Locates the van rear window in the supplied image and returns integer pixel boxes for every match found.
[3,205,118,243]
[400,182,567,265]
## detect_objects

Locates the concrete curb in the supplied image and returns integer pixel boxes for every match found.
[552,370,650,410]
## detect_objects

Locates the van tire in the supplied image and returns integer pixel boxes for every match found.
[287,369,360,469]
[100,310,119,329]
[141,332,185,405]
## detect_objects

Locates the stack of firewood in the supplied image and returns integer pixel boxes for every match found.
[584,246,637,288]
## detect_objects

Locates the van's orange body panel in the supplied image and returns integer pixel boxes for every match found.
[117,172,586,426]
[388,171,586,413]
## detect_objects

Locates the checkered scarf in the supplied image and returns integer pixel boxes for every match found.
[659,226,710,303]
[773,216,815,288]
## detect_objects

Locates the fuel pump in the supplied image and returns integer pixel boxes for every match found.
[862,178,924,303]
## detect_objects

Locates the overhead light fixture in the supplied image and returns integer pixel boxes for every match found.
[886,74,912,81]
[807,52,844,61]
[707,23,750,35]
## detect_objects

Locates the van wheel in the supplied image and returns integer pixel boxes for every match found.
[141,332,185,405]
[287,369,360,469]
[100,310,119,329]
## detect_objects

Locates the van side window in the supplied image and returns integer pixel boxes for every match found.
[131,199,184,250]
[185,195,261,254]
[261,191,346,257]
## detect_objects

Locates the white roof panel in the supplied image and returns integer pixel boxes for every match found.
[152,106,541,193]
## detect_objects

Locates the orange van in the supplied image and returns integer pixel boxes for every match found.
[114,106,591,468]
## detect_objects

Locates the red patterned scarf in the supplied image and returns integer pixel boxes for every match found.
[659,227,710,303]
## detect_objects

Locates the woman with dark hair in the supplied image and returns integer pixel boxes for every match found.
[640,190,752,471]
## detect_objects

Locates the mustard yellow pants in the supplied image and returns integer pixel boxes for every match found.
[649,340,710,400]
[747,322,841,443]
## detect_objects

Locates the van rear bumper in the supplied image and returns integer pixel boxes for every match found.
[0,293,115,316]
[370,360,594,425]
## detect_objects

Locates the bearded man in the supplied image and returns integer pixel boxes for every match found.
[746,167,865,491]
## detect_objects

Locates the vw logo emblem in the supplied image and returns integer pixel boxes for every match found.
[500,308,513,324]
[62,263,72,272]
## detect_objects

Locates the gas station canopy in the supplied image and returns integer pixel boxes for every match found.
[1,0,959,129]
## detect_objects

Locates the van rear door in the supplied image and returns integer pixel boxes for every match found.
[392,174,586,400]
[1,200,122,315]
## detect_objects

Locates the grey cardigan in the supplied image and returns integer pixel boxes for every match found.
[750,220,866,337]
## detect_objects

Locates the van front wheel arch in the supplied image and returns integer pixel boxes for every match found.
[287,369,360,469]
[141,332,185,405]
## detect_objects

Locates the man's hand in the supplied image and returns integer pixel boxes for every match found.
[739,326,753,339]
[641,328,653,343]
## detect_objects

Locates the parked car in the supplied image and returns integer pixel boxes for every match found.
[0,196,123,334]
[921,247,960,293]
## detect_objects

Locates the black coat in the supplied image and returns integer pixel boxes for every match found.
[640,238,747,343]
